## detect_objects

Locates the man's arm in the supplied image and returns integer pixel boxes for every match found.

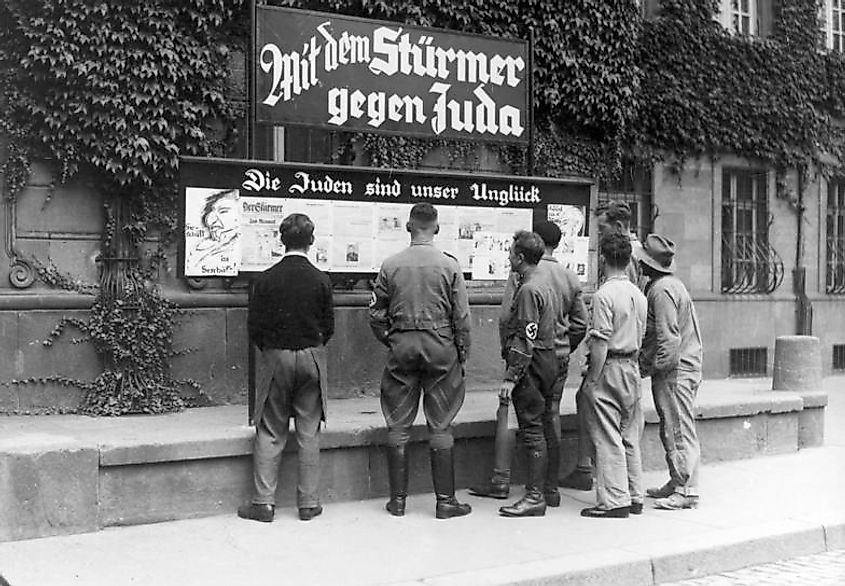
[368,268,391,346]
[652,287,681,374]
[503,286,539,385]
[320,275,335,345]
[567,277,588,352]
[584,288,613,387]
[451,268,472,363]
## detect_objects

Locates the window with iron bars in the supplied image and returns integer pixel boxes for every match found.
[826,178,845,294]
[720,168,783,294]
[598,160,654,242]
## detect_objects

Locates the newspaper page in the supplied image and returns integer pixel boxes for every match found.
[548,203,589,283]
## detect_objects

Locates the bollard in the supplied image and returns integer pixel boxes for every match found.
[772,335,822,391]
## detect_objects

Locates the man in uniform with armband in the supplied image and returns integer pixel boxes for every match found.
[497,230,560,517]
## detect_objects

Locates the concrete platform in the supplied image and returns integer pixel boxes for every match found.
[0,381,842,586]
[0,377,829,543]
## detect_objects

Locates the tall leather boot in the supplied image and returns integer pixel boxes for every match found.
[385,445,409,516]
[469,399,515,499]
[544,440,561,507]
[499,446,547,517]
[430,447,472,519]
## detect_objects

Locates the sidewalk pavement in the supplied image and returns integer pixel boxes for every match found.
[0,376,843,586]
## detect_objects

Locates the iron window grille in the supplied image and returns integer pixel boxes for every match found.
[826,178,845,294]
[834,345,845,371]
[729,347,768,377]
[720,168,783,294]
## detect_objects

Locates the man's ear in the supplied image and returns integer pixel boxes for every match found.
[310,234,315,245]
[406,221,412,233]
[434,224,440,234]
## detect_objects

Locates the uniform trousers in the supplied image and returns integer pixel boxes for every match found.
[652,369,701,495]
[584,357,644,510]
[380,329,465,450]
[544,355,569,489]
[511,348,558,489]
[252,348,322,509]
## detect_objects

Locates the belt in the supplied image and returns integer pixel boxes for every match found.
[607,350,637,359]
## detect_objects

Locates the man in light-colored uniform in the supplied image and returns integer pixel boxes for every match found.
[561,201,643,491]
[580,232,647,518]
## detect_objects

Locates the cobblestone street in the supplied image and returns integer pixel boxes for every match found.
[661,549,845,585]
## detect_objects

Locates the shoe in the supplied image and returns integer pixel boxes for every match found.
[559,468,593,491]
[468,482,510,500]
[435,495,472,519]
[580,506,629,518]
[385,496,406,517]
[237,503,274,523]
[543,489,561,508]
[646,481,675,499]
[630,502,643,515]
[654,493,698,510]
[499,492,547,517]
[298,505,323,521]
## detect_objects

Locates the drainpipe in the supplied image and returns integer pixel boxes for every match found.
[793,169,812,335]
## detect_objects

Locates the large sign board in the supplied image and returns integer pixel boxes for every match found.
[256,7,529,143]
[179,157,591,281]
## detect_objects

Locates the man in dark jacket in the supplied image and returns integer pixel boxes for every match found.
[238,213,334,523]
[369,203,472,519]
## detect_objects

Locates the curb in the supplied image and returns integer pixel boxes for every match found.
[387,519,845,586]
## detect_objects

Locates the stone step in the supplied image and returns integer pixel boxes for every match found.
[0,379,827,543]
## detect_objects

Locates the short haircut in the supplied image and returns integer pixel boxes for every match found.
[600,232,632,269]
[409,202,438,226]
[279,213,314,249]
[533,221,562,248]
[595,200,632,227]
[512,230,545,265]
[201,189,237,228]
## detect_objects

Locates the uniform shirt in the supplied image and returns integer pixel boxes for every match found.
[499,255,587,359]
[501,264,558,382]
[368,241,471,360]
[248,252,334,351]
[640,274,703,376]
[588,274,647,355]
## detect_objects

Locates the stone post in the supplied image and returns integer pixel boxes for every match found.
[772,335,822,391]
[772,335,825,449]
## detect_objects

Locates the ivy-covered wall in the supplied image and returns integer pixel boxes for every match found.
[2,0,845,412]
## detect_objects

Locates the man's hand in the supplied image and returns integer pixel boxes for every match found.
[499,380,516,401]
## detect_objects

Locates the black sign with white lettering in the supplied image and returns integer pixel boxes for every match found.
[256,7,529,143]
[178,157,590,277]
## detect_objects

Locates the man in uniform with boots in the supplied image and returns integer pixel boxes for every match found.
[638,234,703,510]
[560,201,643,492]
[498,231,560,517]
[580,232,647,518]
[470,222,587,506]
[238,213,334,523]
[368,202,472,519]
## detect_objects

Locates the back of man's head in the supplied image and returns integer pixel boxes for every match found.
[600,232,632,270]
[513,230,545,265]
[533,221,562,249]
[596,201,632,229]
[407,202,439,233]
[279,213,315,250]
